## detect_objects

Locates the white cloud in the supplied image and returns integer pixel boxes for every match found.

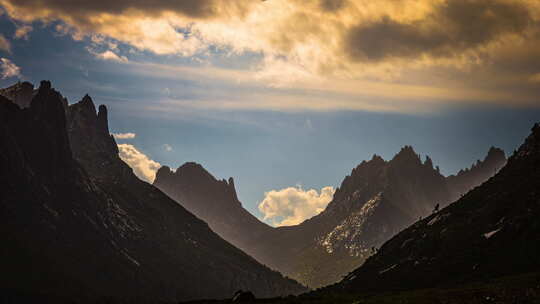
[258,185,335,227]
[0,58,21,79]
[112,132,136,139]
[89,49,128,63]
[14,24,32,39]
[0,35,11,53]
[117,144,161,182]
[163,144,173,152]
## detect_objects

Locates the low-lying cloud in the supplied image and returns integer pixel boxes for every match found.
[117,143,160,182]
[259,186,335,227]
[112,132,136,139]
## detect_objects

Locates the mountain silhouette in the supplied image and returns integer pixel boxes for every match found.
[155,145,505,288]
[0,81,306,303]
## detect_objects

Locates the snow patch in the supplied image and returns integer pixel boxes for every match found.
[427,215,439,226]
[122,251,140,267]
[483,228,501,239]
[379,264,397,275]
[319,193,382,255]
[427,212,450,226]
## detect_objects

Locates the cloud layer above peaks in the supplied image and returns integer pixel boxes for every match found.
[3,0,540,109]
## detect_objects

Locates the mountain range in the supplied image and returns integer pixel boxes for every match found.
[155,136,506,288]
[0,81,306,303]
[333,121,540,294]
[177,122,540,303]
[2,79,523,303]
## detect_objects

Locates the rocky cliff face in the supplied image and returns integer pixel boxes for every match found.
[0,81,306,303]
[335,124,540,293]
[155,143,506,288]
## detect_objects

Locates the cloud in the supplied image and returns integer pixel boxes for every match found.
[0,34,11,52]
[163,144,173,152]
[89,49,128,63]
[258,186,335,227]
[2,0,540,108]
[14,24,32,39]
[0,58,21,79]
[345,0,531,62]
[112,132,136,139]
[117,143,161,182]
[2,0,537,72]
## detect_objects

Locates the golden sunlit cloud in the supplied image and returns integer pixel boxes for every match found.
[117,143,161,183]
[2,0,540,110]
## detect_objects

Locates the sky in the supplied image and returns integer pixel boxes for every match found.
[1,0,539,226]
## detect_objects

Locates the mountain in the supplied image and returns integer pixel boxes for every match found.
[154,164,273,257]
[335,123,540,293]
[0,81,305,303]
[155,145,506,288]
[446,147,506,201]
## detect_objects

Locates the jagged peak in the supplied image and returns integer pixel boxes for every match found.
[485,146,506,161]
[155,165,174,183]
[30,80,66,119]
[175,162,217,182]
[39,80,51,91]
[371,154,385,163]
[391,145,422,164]
[178,161,205,171]
[227,177,240,202]
[397,145,417,156]
[77,94,97,114]
[97,104,109,133]
[350,157,385,178]
[424,155,434,168]
[513,122,540,160]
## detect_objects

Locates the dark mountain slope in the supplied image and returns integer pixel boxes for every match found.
[338,123,540,293]
[156,144,505,288]
[154,163,273,257]
[0,81,305,303]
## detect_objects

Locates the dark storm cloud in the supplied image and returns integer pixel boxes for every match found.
[345,0,533,61]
